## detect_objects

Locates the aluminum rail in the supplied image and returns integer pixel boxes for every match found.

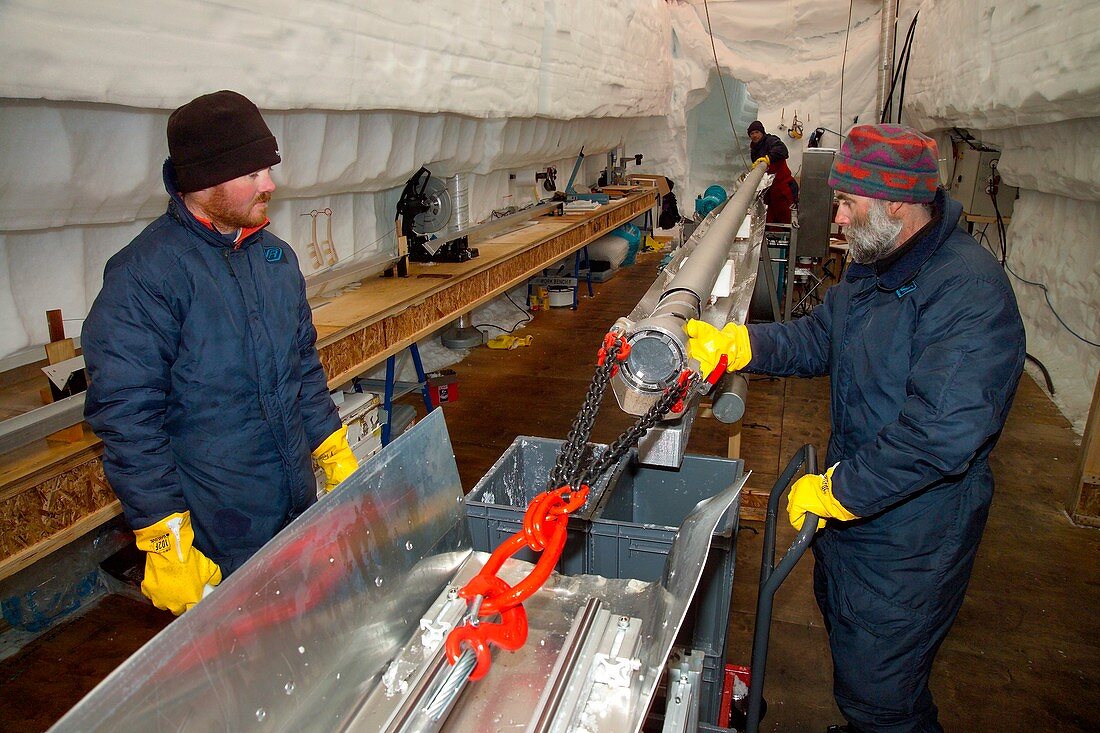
[0,392,86,455]
[525,597,605,733]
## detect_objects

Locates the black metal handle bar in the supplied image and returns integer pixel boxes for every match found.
[744,444,819,733]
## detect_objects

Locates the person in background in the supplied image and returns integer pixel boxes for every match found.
[658,176,682,230]
[687,124,1025,733]
[83,91,359,615]
[748,119,798,224]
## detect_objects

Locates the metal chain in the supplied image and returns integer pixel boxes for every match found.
[578,374,697,488]
[445,334,698,688]
[549,333,699,493]
[547,341,622,490]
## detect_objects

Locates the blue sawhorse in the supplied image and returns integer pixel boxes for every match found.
[538,246,593,310]
[381,343,435,445]
[572,246,594,309]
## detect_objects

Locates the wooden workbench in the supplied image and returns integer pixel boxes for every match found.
[0,191,656,580]
[314,192,655,386]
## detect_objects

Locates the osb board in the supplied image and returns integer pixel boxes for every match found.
[313,321,388,386]
[0,454,115,560]
[311,218,576,344]
[738,487,771,522]
[0,435,102,500]
[1068,371,1100,525]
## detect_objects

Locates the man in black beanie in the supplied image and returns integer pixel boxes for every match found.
[83,91,359,615]
[748,120,798,224]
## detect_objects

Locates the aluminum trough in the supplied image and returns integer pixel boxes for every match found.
[50,410,744,732]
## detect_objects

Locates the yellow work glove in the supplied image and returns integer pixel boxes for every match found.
[753,155,771,168]
[487,334,533,350]
[133,511,222,615]
[684,319,752,379]
[786,465,859,532]
[312,425,359,492]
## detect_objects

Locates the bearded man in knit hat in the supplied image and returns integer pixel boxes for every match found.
[687,124,1025,732]
[83,91,358,615]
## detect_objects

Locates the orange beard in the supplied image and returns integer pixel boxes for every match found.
[203,188,271,231]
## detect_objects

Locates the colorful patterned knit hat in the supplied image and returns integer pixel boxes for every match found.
[828,124,939,203]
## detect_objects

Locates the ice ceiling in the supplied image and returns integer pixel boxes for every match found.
[0,0,1096,427]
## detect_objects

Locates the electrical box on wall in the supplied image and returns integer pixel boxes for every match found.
[797,148,836,259]
[950,144,1017,219]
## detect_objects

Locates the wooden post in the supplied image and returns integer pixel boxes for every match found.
[1068,371,1100,527]
[41,309,85,443]
[727,417,742,460]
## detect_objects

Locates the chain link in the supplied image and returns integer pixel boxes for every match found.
[578,373,697,488]
[549,335,699,493]
[445,331,698,684]
[548,340,622,490]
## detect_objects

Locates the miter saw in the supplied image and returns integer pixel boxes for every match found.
[393,166,479,275]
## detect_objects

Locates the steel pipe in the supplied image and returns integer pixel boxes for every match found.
[617,161,768,397]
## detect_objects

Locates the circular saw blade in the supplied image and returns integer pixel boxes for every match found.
[411,176,452,235]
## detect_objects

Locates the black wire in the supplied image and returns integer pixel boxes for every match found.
[987,197,1100,348]
[839,0,854,132]
[974,227,1057,392]
[895,12,918,123]
[880,11,918,124]
[991,194,1008,265]
[1026,353,1057,395]
[1002,260,1100,348]
[472,289,533,334]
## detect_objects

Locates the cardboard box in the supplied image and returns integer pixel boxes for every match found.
[626,174,671,197]
[427,369,459,407]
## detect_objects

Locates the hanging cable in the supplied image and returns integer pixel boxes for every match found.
[880,11,919,124]
[837,0,854,135]
[982,202,1099,348]
[894,14,917,123]
[702,0,750,167]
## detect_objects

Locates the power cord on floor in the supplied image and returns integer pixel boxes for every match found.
[473,289,533,334]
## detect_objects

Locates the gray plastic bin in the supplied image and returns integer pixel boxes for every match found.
[589,450,742,660]
[465,436,626,575]
[466,439,741,727]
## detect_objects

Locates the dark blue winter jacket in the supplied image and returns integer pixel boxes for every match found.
[83,162,341,574]
[746,189,1024,609]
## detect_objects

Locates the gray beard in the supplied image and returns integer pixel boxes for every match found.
[846,200,903,264]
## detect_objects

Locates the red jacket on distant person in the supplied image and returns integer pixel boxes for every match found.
[750,130,797,224]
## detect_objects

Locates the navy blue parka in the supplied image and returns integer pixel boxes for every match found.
[84,162,341,575]
[746,190,1025,729]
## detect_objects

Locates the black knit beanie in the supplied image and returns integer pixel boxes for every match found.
[167,91,281,193]
[747,120,766,135]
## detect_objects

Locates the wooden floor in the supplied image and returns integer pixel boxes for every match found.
[2,250,1098,731]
